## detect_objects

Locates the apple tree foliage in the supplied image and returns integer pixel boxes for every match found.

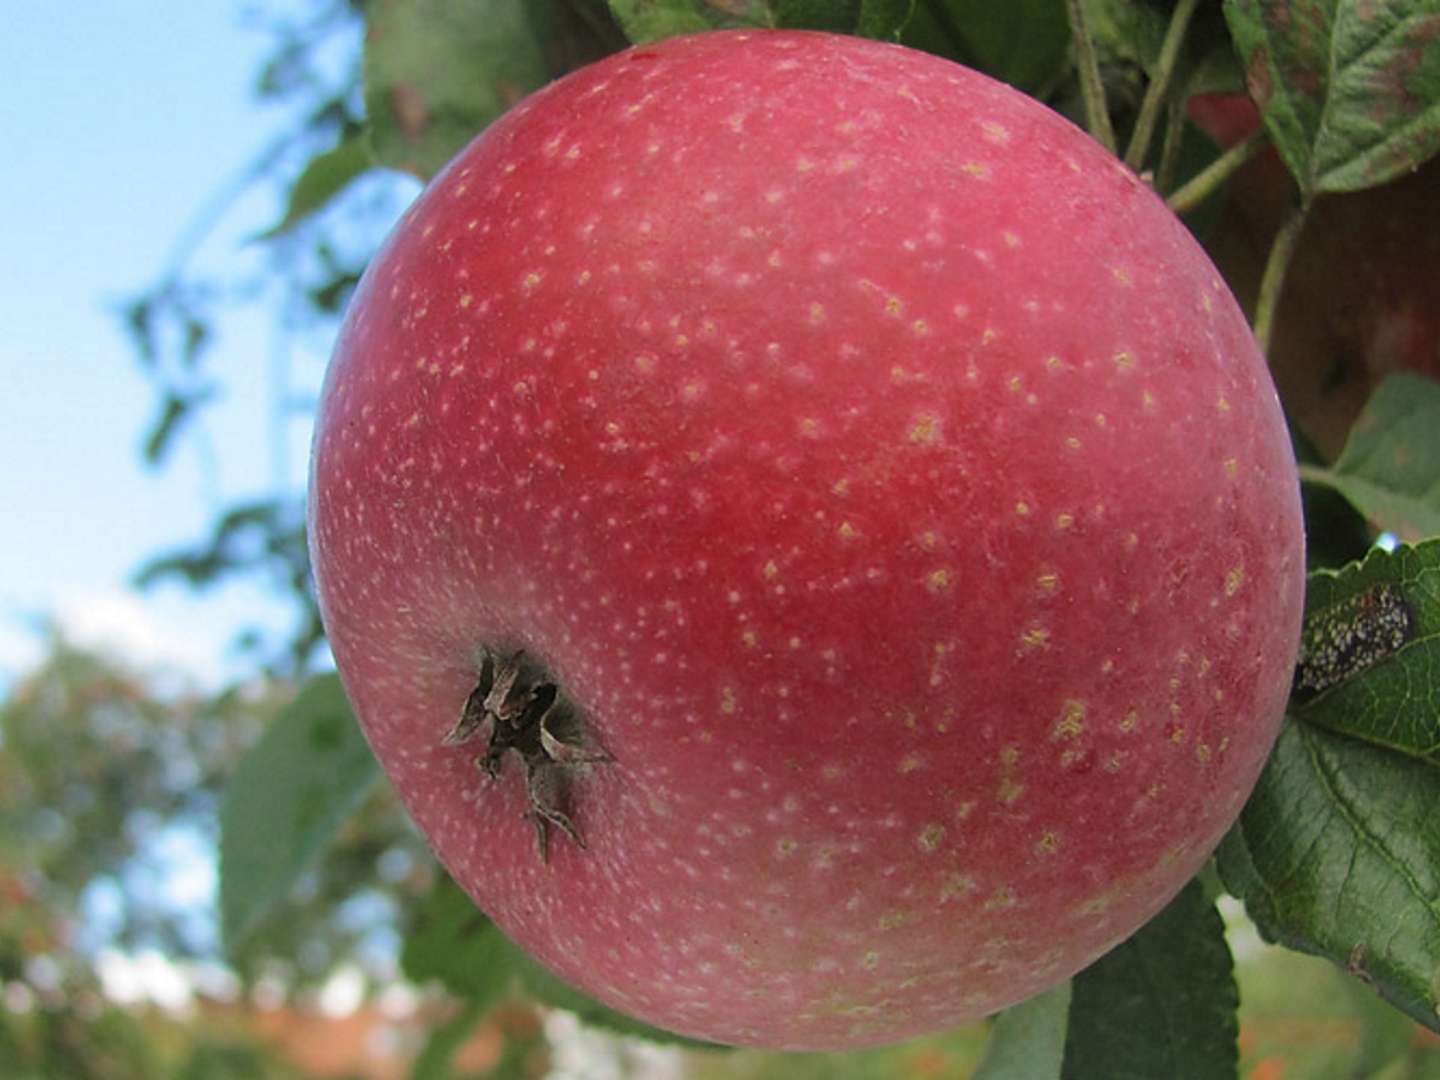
[126,0,1440,1075]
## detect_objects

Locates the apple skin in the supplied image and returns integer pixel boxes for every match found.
[310,31,1304,1050]
[1190,93,1440,459]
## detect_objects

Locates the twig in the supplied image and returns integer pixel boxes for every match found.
[1165,129,1267,215]
[1124,0,1201,171]
[1065,0,1116,154]
[1253,204,1309,358]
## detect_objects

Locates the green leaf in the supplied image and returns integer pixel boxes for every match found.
[972,980,1071,1080]
[1063,879,1239,1079]
[1223,0,1440,195]
[1292,539,1440,761]
[856,0,917,40]
[1301,373,1440,542]
[402,872,519,1008]
[365,0,558,179]
[606,0,776,42]
[1217,719,1440,1034]
[404,874,717,1048]
[261,137,373,239]
[219,675,379,947]
[772,0,916,39]
[904,0,1069,91]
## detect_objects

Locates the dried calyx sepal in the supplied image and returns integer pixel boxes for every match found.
[443,648,611,860]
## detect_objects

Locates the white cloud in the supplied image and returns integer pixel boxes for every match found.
[51,586,229,684]
[0,584,249,690]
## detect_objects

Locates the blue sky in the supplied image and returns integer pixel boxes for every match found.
[0,5,384,689]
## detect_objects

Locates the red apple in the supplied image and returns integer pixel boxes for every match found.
[1191,92,1440,459]
[309,31,1304,1049]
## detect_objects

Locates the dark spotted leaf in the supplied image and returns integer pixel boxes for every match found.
[1062,879,1238,1079]
[1290,538,1440,762]
[1218,719,1440,1033]
[1223,0,1440,195]
[219,675,379,947]
[1301,374,1440,542]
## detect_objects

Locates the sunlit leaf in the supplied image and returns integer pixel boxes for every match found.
[261,136,373,238]
[972,980,1070,1080]
[219,675,379,946]
[365,0,616,179]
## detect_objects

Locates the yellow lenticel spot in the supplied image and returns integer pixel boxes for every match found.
[1020,627,1050,650]
[762,560,780,579]
[926,569,953,592]
[984,887,1017,911]
[1035,831,1060,854]
[918,824,945,852]
[1015,501,1031,516]
[1114,351,1136,370]
[838,521,859,540]
[1037,572,1058,592]
[941,874,976,900]
[1054,700,1086,740]
[909,415,940,443]
[1225,565,1245,596]
[720,687,737,714]
[981,120,1010,144]
[1055,512,1075,530]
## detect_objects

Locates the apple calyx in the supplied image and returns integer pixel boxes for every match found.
[443,649,610,860]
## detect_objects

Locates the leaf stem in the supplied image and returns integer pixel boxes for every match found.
[1296,462,1333,487]
[1253,203,1309,359]
[1065,0,1116,155]
[1155,95,1186,193]
[1165,129,1266,215]
[1124,0,1201,171]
